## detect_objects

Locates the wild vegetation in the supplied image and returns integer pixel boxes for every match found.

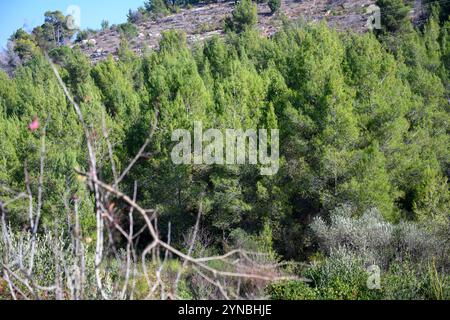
[0,0,449,299]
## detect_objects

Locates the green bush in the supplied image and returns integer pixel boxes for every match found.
[375,0,411,34]
[267,250,383,300]
[75,30,89,43]
[117,23,138,39]
[311,206,449,271]
[268,0,281,14]
[225,0,258,33]
[281,251,450,300]
[266,280,318,300]
[383,260,450,300]
[305,250,382,300]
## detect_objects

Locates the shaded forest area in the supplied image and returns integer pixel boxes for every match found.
[0,0,449,299]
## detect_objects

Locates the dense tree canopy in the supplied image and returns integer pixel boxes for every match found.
[0,3,449,300]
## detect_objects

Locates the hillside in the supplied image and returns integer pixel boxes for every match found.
[0,0,448,302]
[79,0,375,63]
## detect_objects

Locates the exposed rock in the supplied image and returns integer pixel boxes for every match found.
[78,0,375,64]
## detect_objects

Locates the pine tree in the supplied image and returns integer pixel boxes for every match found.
[225,0,258,34]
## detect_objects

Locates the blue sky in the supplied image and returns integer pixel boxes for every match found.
[0,0,145,49]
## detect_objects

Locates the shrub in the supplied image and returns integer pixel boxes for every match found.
[144,0,169,18]
[117,23,139,39]
[310,206,394,268]
[127,9,145,24]
[101,20,109,31]
[266,248,449,300]
[304,249,382,300]
[381,259,449,300]
[75,30,89,43]
[0,228,98,299]
[266,280,317,300]
[375,0,411,34]
[268,0,281,14]
[225,0,258,33]
[310,205,449,270]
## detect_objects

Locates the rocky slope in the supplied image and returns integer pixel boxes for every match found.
[79,0,376,63]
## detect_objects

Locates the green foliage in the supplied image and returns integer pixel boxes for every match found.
[269,250,381,301]
[9,29,39,61]
[101,20,110,31]
[144,0,170,18]
[413,166,450,223]
[304,250,382,300]
[6,10,78,67]
[225,0,258,34]
[267,251,449,300]
[91,55,140,119]
[424,0,450,23]
[117,22,139,39]
[33,11,76,50]
[311,205,449,270]
[268,0,281,14]
[342,142,396,220]
[75,30,89,43]
[382,259,450,300]
[266,280,318,300]
[375,0,411,34]
[50,46,91,93]
[1,10,449,300]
